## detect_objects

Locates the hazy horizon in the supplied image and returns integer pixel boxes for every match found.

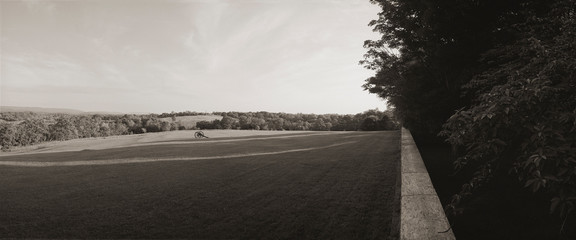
[0,104,387,115]
[1,0,385,114]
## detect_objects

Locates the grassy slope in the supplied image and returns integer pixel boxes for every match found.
[0,129,311,155]
[0,131,400,239]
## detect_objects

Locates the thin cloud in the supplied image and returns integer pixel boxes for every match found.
[1,0,383,114]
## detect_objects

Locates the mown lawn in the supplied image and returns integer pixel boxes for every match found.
[0,131,400,239]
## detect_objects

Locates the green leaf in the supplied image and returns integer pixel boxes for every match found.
[525,179,537,188]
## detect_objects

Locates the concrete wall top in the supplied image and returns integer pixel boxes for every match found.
[400,128,456,240]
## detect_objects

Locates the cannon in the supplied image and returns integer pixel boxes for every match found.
[194,131,209,139]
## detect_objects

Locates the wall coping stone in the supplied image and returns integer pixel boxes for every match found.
[400,128,456,240]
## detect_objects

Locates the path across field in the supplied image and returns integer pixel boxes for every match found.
[0,130,400,239]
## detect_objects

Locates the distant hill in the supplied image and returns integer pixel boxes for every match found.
[0,106,85,114]
[0,106,146,115]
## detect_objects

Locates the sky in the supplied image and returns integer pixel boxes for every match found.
[1,0,384,114]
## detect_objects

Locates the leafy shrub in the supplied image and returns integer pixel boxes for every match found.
[441,1,576,221]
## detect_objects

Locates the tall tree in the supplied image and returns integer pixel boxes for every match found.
[363,0,576,229]
[440,0,576,222]
[361,0,520,139]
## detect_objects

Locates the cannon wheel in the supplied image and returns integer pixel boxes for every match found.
[194,131,206,139]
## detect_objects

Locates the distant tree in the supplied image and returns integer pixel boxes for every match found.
[49,117,78,141]
[271,117,285,130]
[360,115,380,131]
[99,122,111,136]
[0,123,16,150]
[160,121,171,132]
[325,122,333,131]
[238,116,252,129]
[252,118,267,130]
[74,116,95,138]
[196,120,215,130]
[312,117,329,131]
[144,117,162,132]
[220,116,239,129]
[211,119,222,129]
[378,115,395,130]
[19,119,49,145]
[111,120,129,135]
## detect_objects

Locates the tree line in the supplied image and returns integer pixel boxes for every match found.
[0,109,398,151]
[0,113,176,150]
[195,110,396,131]
[363,0,575,232]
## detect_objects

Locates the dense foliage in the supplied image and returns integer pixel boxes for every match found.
[0,109,398,151]
[0,113,176,150]
[361,0,521,138]
[196,110,397,131]
[363,0,575,229]
[440,0,576,222]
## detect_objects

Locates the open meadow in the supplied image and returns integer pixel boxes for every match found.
[0,130,400,239]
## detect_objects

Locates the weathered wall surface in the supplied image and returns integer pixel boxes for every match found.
[400,128,456,240]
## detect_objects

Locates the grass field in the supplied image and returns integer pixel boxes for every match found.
[0,129,310,155]
[0,130,400,239]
